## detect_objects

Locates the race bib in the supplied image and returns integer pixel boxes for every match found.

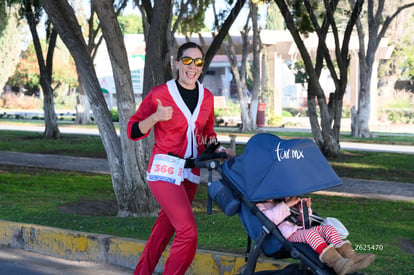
[148,154,186,185]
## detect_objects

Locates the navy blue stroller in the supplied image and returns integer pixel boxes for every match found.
[197,133,342,274]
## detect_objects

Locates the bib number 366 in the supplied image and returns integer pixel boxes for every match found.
[148,154,185,185]
[153,164,174,174]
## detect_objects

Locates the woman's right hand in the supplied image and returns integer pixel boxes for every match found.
[155,99,173,121]
[137,99,173,134]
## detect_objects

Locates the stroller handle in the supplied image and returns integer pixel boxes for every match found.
[194,152,227,169]
[194,142,228,169]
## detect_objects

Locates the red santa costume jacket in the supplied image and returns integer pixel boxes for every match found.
[127,79,217,184]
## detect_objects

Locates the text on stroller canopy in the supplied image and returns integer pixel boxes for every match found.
[275,142,305,162]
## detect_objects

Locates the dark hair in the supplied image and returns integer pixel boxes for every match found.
[176,42,204,60]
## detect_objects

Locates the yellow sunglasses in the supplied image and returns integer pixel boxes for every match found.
[180,56,204,67]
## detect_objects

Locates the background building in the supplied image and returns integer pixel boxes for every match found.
[94,31,393,121]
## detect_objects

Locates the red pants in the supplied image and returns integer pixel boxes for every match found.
[134,179,198,275]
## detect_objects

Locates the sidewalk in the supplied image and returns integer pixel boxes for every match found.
[0,246,132,275]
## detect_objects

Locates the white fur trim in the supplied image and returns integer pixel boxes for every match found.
[166,79,204,183]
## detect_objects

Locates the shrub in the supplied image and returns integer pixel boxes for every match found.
[342,107,351,118]
[214,101,241,125]
[383,90,414,108]
[282,107,307,117]
[267,112,283,126]
[110,108,119,122]
[380,108,414,124]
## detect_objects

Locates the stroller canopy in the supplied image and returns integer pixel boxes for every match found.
[222,133,341,202]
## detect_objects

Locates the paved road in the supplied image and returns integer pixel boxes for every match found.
[0,246,133,275]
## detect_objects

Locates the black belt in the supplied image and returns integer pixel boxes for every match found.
[168,153,195,168]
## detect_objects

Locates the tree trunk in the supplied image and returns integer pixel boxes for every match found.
[74,1,106,125]
[350,0,414,137]
[141,1,173,95]
[0,6,21,95]
[93,0,159,216]
[75,77,92,124]
[25,4,61,139]
[275,0,362,157]
[220,1,261,132]
[351,65,374,137]
[275,0,339,156]
[40,0,158,217]
[223,39,252,132]
[307,80,340,157]
[42,80,61,139]
[350,0,375,138]
[250,2,261,129]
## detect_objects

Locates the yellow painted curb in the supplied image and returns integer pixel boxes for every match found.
[0,220,287,274]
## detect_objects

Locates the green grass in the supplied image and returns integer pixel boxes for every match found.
[0,130,107,158]
[0,127,413,273]
[328,151,414,182]
[309,195,414,274]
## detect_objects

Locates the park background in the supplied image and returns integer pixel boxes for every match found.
[0,1,413,274]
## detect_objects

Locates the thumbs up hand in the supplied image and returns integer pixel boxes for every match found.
[155,99,173,121]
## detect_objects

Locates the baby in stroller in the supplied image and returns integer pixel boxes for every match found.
[256,197,375,275]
